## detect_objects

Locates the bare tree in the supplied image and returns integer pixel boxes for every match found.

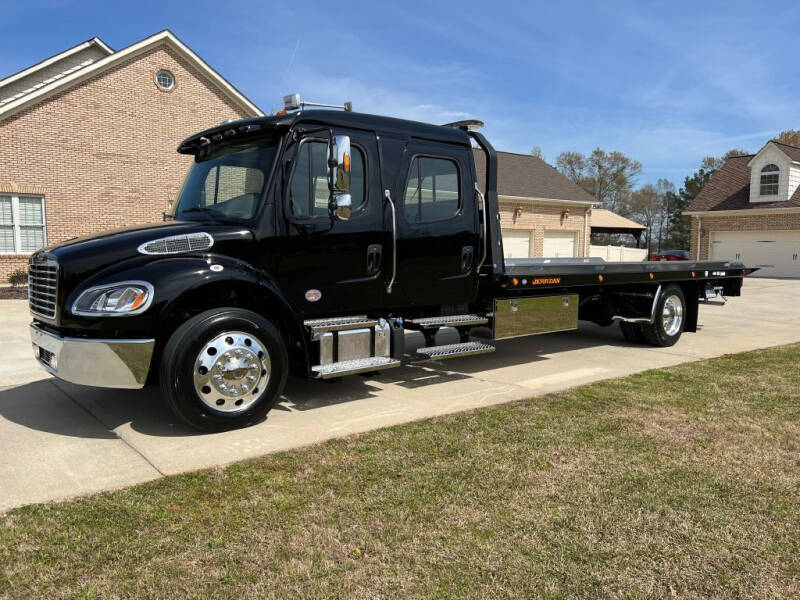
[776,129,800,146]
[530,146,544,161]
[556,148,642,213]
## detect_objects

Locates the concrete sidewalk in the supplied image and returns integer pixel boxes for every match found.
[1,278,799,512]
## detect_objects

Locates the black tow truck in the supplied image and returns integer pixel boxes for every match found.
[28,96,755,431]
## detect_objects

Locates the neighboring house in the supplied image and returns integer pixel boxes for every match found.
[684,140,800,278]
[474,150,595,258]
[0,30,262,281]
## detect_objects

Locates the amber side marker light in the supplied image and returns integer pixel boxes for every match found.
[512,278,519,286]
[649,273,654,280]
[691,271,696,277]
[129,291,149,311]
[597,275,604,282]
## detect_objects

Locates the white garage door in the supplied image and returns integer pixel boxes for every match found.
[710,230,800,278]
[503,230,533,258]
[543,231,577,258]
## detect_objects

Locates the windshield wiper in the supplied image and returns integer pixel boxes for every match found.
[179,206,222,223]
[178,206,242,225]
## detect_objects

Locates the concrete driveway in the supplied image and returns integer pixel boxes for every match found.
[1,278,799,512]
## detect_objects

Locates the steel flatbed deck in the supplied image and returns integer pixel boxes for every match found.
[496,258,755,292]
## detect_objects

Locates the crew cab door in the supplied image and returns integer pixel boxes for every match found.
[274,129,385,315]
[388,141,479,307]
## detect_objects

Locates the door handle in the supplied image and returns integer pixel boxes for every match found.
[461,246,474,273]
[367,243,382,276]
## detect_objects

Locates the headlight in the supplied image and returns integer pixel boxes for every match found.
[72,281,154,317]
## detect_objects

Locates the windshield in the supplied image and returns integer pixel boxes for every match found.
[173,137,280,222]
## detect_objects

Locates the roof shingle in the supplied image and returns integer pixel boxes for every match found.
[473,150,595,203]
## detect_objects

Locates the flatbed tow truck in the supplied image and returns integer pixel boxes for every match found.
[28,96,755,430]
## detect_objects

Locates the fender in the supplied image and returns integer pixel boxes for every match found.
[62,253,312,373]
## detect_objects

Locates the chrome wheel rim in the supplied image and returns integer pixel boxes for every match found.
[662,295,684,337]
[193,331,271,414]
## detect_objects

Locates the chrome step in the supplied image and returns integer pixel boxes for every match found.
[304,315,380,338]
[415,341,495,360]
[405,314,488,329]
[311,356,402,379]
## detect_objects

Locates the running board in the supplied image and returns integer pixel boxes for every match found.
[415,341,495,360]
[311,356,401,379]
[405,314,488,329]
[304,315,379,339]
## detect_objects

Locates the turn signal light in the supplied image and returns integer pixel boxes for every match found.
[598,275,604,282]
[512,278,519,286]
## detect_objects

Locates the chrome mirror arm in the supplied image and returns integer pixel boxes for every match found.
[384,189,397,294]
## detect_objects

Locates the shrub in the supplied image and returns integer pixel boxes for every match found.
[8,268,28,288]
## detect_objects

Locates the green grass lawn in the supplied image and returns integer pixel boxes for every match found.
[2,345,799,599]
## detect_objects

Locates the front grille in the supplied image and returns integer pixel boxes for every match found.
[29,258,58,319]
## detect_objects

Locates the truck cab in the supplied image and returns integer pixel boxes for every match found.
[28,103,752,431]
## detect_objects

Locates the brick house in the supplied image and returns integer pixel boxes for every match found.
[474,150,596,258]
[684,140,800,277]
[0,30,262,281]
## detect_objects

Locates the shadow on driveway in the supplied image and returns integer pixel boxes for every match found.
[0,323,635,440]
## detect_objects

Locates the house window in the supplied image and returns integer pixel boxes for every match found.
[155,70,175,91]
[0,195,46,254]
[760,164,779,196]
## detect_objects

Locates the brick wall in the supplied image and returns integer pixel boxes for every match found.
[689,212,800,259]
[0,43,252,281]
[498,199,590,257]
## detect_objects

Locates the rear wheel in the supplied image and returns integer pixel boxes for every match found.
[159,308,288,432]
[641,284,685,347]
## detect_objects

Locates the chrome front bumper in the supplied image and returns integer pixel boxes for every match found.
[30,324,155,389]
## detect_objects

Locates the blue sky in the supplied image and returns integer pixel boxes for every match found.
[1,0,798,187]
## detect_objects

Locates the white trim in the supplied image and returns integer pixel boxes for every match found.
[684,207,800,216]
[0,38,113,90]
[0,30,262,120]
[499,194,595,207]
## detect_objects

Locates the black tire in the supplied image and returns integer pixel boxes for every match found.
[619,321,645,344]
[641,284,686,347]
[159,308,288,432]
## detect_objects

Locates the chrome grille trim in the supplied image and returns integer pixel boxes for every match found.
[137,232,214,255]
[28,258,59,320]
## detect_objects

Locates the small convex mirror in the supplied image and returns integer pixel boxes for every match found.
[333,193,352,220]
[329,134,352,220]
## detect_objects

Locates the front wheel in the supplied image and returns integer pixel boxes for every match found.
[159,308,288,432]
[641,284,686,347]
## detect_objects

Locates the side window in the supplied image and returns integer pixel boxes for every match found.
[290,141,365,218]
[403,156,460,223]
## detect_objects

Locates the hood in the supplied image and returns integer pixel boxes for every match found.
[34,220,255,289]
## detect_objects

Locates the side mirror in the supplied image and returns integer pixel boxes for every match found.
[328,135,352,220]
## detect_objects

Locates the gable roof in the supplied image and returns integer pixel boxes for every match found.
[0,30,262,121]
[685,152,800,213]
[770,140,800,162]
[745,140,800,167]
[590,208,645,230]
[473,150,596,204]
[0,37,113,97]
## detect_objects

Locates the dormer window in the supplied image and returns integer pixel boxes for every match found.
[760,164,779,195]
